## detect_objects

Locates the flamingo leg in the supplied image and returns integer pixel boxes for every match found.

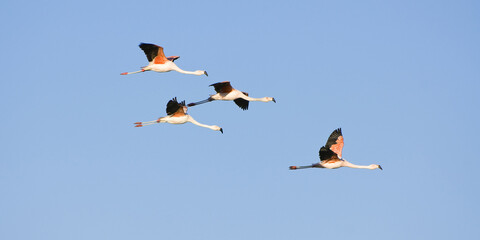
[121,69,146,75]
[187,98,214,107]
[289,163,321,170]
[134,119,162,127]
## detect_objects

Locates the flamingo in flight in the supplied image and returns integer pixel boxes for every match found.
[187,81,276,110]
[121,43,208,76]
[289,128,382,170]
[134,97,223,133]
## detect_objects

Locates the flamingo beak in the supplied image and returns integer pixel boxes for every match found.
[378,165,383,170]
[204,71,208,76]
[272,98,276,103]
[220,128,223,134]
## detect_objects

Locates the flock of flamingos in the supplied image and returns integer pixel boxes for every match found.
[121,43,382,171]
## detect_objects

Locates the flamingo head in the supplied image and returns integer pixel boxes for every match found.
[211,126,223,133]
[194,70,208,76]
[262,97,275,103]
[369,164,382,170]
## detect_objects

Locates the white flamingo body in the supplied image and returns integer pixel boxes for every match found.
[158,114,189,124]
[188,81,275,110]
[135,98,222,133]
[144,61,176,73]
[317,160,345,169]
[289,128,382,171]
[121,43,207,76]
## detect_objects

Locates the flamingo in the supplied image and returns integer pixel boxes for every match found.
[134,97,223,133]
[187,81,276,110]
[121,43,208,76]
[289,128,382,170]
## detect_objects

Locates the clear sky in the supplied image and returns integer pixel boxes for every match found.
[1,0,479,239]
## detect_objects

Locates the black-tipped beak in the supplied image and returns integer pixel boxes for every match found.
[378,165,383,170]
[204,71,208,77]
[220,128,223,134]
[272,98,276,103]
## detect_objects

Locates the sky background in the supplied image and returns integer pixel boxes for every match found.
[1,0,479,239]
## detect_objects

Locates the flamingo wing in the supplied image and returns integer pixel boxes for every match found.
[233,98,249,110]
[319,146,339,161]
[166,97,186,116]
[139,43,168,64]
[209,81,233,93]
[167,56,180,62]
[233,92,249,110]
[324,128,344,159]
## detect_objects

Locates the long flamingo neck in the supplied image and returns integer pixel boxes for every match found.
[187,116,215,130]
[170,64,202,75]
[342,160,372,169]
[244,96,269,102]
[176,69,199,75]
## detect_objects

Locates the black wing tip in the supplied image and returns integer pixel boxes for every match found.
[139,42,155,46]
[138,43,161,51]
[332,128,342,136]
[169,97,186,106]
[139,42,150,48]
[239,102,249,110]
[209,81,229,87]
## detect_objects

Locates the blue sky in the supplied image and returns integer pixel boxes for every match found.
[1,0,479,239]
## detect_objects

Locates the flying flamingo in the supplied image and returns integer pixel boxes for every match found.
[134,97,223,133]
[289,128,382,170]
[121,43,208,76]
[187,81,276,110]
